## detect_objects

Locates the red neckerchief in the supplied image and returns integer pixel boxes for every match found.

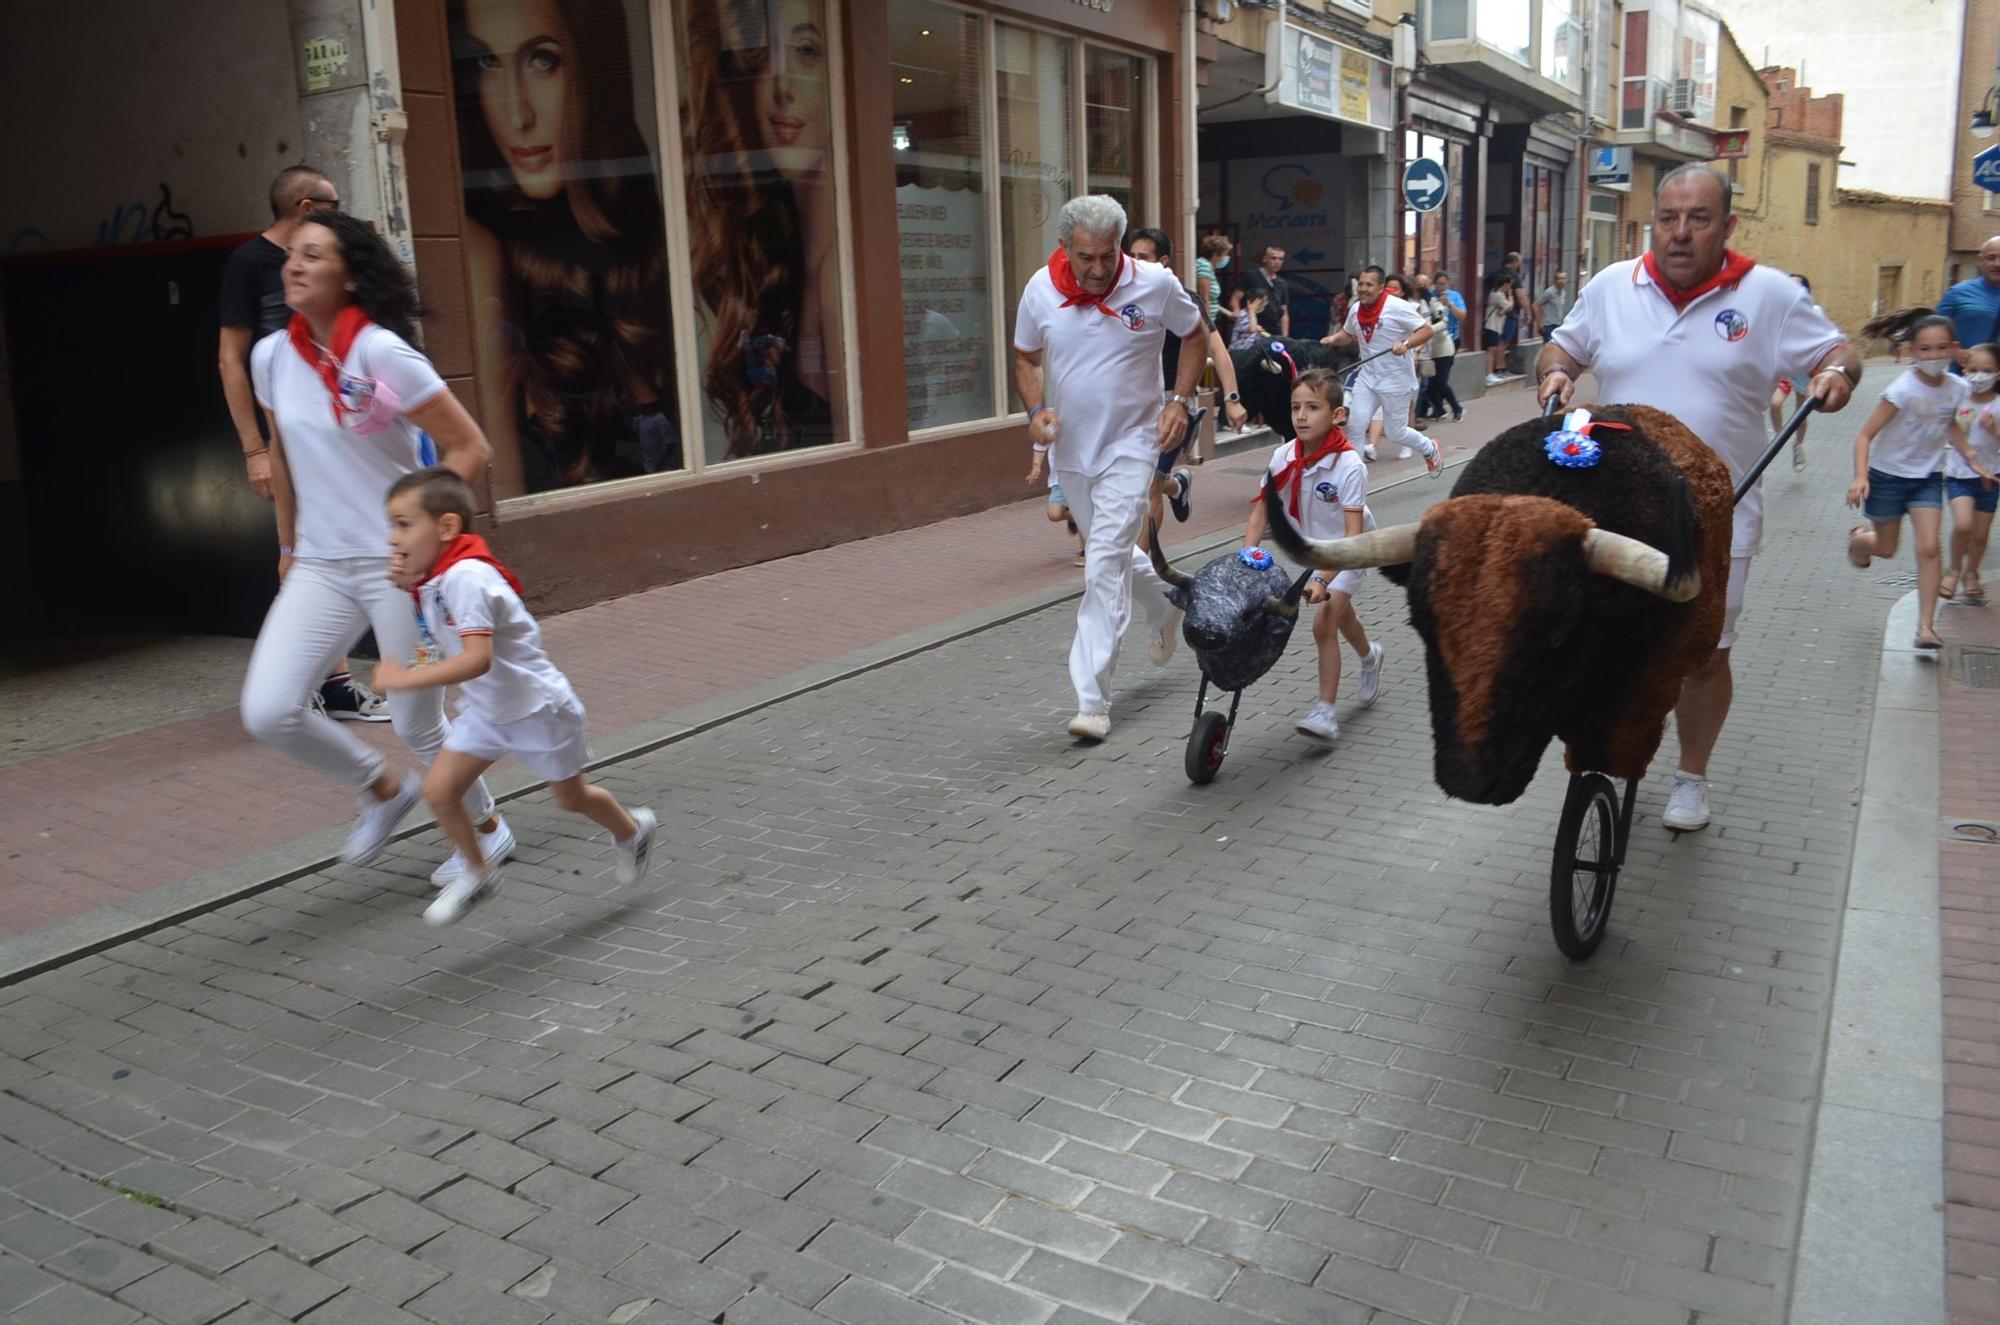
[415,533,525,607]
[1355,292,1388,341]
[1047,245,1123,319]
[287,305,375,424]
[1641,248,1757,311]
[1262,429,1355,520]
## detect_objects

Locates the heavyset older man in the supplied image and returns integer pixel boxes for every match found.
[1013,195,1207,742]
[1536,163,1860,831]
[1940,236,2000,358]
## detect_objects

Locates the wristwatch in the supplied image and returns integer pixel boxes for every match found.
[1223,391,1241,403]
[1167,392,1197,417]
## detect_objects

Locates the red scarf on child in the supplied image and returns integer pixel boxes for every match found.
[1354,292,1388,341]
[287,305,375,424]
[1641,248,1756,311]
[1047,245,1124,319]
[1262,429,1355,520]
[415,534,525,607]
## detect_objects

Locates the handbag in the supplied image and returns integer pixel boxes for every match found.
[1419,358,1436,379]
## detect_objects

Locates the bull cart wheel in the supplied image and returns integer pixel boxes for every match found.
[1550,772,1628,960]
[1186,711,1231,784]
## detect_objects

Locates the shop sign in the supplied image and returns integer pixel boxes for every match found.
[1267,23,1391,132]
[1976,144,2000,194]
[304,36,349,92]
[1587,145,1632,191]
[1710,130,1751,160]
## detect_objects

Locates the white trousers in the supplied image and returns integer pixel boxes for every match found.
[1349,380,1434,458]
[1056,456,1175,716]
[240,556,495,821]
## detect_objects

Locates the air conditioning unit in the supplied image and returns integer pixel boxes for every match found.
[1667,79,1699,115]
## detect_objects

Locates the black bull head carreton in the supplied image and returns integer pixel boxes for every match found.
[1259,404,1734,806]
[1147,525,1313,694]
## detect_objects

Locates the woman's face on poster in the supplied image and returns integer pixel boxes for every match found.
[756,0,830,180]
[465,0,574,201]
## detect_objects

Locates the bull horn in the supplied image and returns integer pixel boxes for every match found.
[1259,483,1418,569]
[1263,568,1313,620]
[1146,519,1190,588]
[1582,528,1702,602]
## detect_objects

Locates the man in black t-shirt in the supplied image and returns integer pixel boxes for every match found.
[218,166,388,722]
[1239,246,1291,337]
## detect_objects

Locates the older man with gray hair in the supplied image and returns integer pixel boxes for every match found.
[1013,194,1208,741]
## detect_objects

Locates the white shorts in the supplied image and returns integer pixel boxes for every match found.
[444,702,591,783]
[1325,567,1366,598]
[1717,555,1750,650]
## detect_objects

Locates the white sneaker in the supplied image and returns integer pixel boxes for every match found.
[1355,643,1385,707]
[342,773,422,865]
[615,808,658,885]
[1149,606,1185,666]
[1663,772,1711,831]
[1295,701,1339,741]
[1483,372,1503,385]
[1068,712,1111,742]
[424,867,499,925]
[431,815,517,888]
[1362,443,1378,461]
[1398,446,1413,460]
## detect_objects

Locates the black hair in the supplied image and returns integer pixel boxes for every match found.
[269,165,333,219]
[1128,227,1173,259]
[1293,367,1345,409]
[1359,264,1386,281]
[1791,273,1812,293]
[387,465,477,524]
[298,211,422,343]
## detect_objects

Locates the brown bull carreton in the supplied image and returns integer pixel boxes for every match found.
[1263,402,1744,959]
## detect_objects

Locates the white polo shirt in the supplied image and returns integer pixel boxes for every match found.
[1260,440,1375,543]
[1552,258,1845,556]
[416,559,579,725]
[1014,257,1203,477]
[1344,296,1428,394]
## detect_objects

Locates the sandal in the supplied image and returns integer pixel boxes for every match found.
[1967,571,1987,602]
[1941,570,1959,600]
[1915,629,1944,650]
[1846,524,1873,570]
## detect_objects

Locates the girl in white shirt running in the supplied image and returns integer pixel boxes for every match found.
[242,211,512,881]
[1846,316,1995,649]
[1945,342,2000,603]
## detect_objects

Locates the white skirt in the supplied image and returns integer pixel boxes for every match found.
[444,701,591,783]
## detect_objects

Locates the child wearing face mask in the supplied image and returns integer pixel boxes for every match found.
[1846,315,1996,649]
[1945,342,2000,603]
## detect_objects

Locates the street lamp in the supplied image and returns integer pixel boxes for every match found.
[1975,87,1997,139]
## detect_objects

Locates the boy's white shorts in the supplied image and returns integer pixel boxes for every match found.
[445,702,592,783]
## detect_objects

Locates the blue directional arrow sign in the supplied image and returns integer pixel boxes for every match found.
[1976,143,2000,195]
[1402,158,1448,213]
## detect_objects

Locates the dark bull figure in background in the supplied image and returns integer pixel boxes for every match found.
[1146,523,1312,783]
[1262,403,1733,806]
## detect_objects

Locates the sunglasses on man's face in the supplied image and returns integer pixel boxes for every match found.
[303,196,340,211]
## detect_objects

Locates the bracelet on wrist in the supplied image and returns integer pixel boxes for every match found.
[1028,404,1047,420]
[1031,443,1050,453]
[243,446,269,458]
[279,545,296,556]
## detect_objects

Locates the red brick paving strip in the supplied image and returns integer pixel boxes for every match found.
[0,392,1545,944]
[1942,592,2000,1325]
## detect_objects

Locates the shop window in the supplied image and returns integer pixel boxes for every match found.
[1085,48,1146,224]
[677,0,851,466]
[1805,163,1820,224]
[892,0,995,429]
[997,22,1074,408]
[447,0,682,493]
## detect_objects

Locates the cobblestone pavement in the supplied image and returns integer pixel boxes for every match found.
[0,378,1916,1324]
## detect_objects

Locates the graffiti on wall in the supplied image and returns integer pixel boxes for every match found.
[8,182,196,255]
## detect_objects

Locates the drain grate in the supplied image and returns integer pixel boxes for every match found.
[1953,646,2000,690]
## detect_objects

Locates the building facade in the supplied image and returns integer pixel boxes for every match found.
[0,0,1200,630]
[1949,0,2000,287]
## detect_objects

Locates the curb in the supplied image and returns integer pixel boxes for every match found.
[0,444,1467,985]
[1789,590,1946,1325]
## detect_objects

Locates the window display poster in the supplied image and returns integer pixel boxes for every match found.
[897,183,993,429]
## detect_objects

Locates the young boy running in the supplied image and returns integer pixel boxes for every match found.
[1243,368,1386,740]
[373,467,657,924]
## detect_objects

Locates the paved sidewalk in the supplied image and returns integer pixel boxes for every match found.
[0,393,1543,952]
[0,375,1933,1325]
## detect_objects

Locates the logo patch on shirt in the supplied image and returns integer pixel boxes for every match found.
[1119,304,1146,331]
[1313,480,1339,502]
[1713,309,1750,342]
